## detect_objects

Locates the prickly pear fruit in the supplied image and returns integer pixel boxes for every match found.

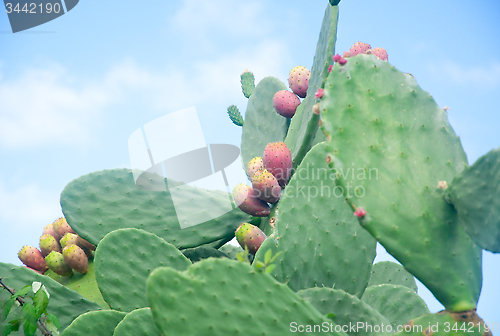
[332,54,342,63]
[62,244,89,274]
[235,223,267,255]
[273,90,301,118]
[252,169,281,204]
[45,251,73,277]
[247,157,264,180]
[52,217,75,240]
[288,66,310,98]
[39,234,61,257]
[371,47,388,61]
[263,142,293,187]
[18,246,48,273]
[233,184,271,217]
[349,41,371,56]
[60,233,92,258]
[42,223,56,239]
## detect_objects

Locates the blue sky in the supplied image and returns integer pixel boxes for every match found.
[1,0,499,326]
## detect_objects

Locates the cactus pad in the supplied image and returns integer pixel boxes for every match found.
[361,284,429,327]
[367,261,418,292]
[61,310,126,336]
[147,258,347,335]
[61,169,249,249]
[112,308,161,336]
[182,246,228,263]
[319,54,482,311]
[94,228,191,312]
[254,142,376,296]
[445,147,500,252]
[297,287,392,336]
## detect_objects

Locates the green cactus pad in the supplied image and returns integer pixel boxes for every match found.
[46,260,109,308]
[285,3,338,167]
[297,287,392,336]
[319,54,482,311]
[61,310,126,336]
[361,284,429,328]
[112,308,160,336]
[367,261,418,293]
[445,147,500,252]
[227,105,244,126]
[218,243,244,260]
[392,310,489,336]
[254,142,376,296]
[0,263,102,333]
[60,169,249,249]
[240,70,255,98]
[94,228,191,312]
[240,77,288,168]
[147,258,347,335]
[182,246,228,263]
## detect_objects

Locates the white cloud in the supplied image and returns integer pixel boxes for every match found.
[428,61,500,88]
[0,180,62,231]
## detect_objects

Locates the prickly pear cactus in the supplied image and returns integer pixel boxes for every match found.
[318,54,482,311]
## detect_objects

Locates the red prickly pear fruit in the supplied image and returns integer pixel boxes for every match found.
[354,207,367,218]
[42,223,57,239]
[273,90,301,118]
[18,246,48,273]
[233,184,271,217]
[52,217,75,241]
[247,157,263,180]
[45,251,73,277]
[332,54,342,62]
[39,234,61,257]
[60,233,93,258]
[371,47,388,61]
[62,244,89,274]
[315,88,324,99]
[349,41,371,56]
[252,169,281,204]
[235,223,267,255]
[263,142,292,188]
[288,66,310,98]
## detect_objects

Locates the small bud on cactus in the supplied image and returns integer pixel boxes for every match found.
[328,65,333,72]
[252,169,281,204]
[263,142,293,188]
[343,51,352,58]
[18,246,48,273]
[338,57,348,65]
[273,90,301,118]
[61,233,93,258]
[349,41,371,56]
[52,217,75,241]
[288,66,310,98]
[235,223,267,255]
[332,54,342,62]
[354,207,367,218]
[437,181,448,189]
[45,251,73,277]
[42,223,57,239]
[313,103,320,115]
[315,88,324,99]
[39,234,61,257]
[371,47,388,61]
[233,184,271,217]
[63,244,89,274]
[247,157,264,180]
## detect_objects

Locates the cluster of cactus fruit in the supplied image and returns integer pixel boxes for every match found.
[2,1,499,335]
[17,218,95,277]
